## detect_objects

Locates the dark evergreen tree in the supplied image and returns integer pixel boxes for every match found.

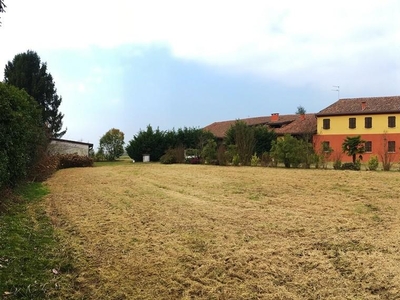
[0,0,5,25]
[4,50,66,138]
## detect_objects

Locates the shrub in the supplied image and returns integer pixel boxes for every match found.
[0,83,46,188]
[29,153,60,182]
[160,152,176,164]
[232,154,240,166]
[201,139,217,164]
[261,152,271,167]
[341,162,360,171]
[331,151,343,170]
[58,154,93,169]
[251,153,260,166]
[217,144,227,166]
[367,155,379,171]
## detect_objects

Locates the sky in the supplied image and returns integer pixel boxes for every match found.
[0,0,399,148]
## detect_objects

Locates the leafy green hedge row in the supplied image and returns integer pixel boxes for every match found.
[0,83,46,189]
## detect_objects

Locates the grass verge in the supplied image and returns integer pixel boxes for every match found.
[0,183,75,299]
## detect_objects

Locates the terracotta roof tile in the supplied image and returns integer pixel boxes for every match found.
[317,96,400,116]
[203,114,317,138]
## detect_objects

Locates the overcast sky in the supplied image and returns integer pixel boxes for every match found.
[1,1,399,147]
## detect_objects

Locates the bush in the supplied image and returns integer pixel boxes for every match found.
[58,154,93,169]
[367,155,379,171]
[333,160,342,170]
[251,153,260,166]
[29,153,60,182]
[160,153,176,164]
[261,152,271,167]
[341,162,360,171]
[160,147,185,164]
[0,83,46,188]
[232,154,240,166]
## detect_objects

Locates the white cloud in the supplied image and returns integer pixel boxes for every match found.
[1,0,399,91]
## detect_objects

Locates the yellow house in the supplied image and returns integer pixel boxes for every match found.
[314,96,400,162]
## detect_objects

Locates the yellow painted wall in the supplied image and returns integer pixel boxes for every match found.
[317,114,400,135]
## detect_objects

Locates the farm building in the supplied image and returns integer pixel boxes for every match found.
[48,138,93,156]
[204,95,400,163]
[314,96,400,163]
[203,113,317,141]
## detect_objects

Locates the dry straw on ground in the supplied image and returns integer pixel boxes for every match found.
[45,163,400,299]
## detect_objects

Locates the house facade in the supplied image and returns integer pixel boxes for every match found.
[314,96,400,162]
[48,138,94,156]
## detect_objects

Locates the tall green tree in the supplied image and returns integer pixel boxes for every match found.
[253,126,276,156]
[99,128,125,161]
[4,50,66,138]
[342,136,365,163]
[224,120,256,165]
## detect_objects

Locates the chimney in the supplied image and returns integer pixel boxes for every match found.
[299,113,306,121]
[361,101,366,111]
[271,113,279,122]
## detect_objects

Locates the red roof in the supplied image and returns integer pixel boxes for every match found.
[317,96,400,116]
[203,114,317,138]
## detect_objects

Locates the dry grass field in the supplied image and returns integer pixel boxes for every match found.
[44,163,400,299]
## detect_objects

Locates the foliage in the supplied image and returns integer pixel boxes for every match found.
[232,154,240,166]
[341,162,361,171]
[201,139,217,164]
[224,145,238,165]
[0,0,5,26]
[126,125,215,162]
[160,151,177,164]
[29,152,60,182]
[342,136,365,163]
[217,144,227,166]
[296,106,306,115]
[160,147,185,164]
[270,134,315,168]
[99,128,125,161]
[251,153,260,166]
[126,125,167,162]
[332,151,343,170]
[380,135,395,171]
[0,83,46,189]
[4,50,66,138]
[224,120,255,166]
[58,154,93,169]
[367,155,379,171]
[261,152,272,167]
[253,126,276,156]
[317,142,333,169]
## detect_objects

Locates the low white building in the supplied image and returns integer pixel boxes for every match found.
[48,138,93,156]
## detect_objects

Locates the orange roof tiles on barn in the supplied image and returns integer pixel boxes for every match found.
[203,113,317,138]
[316,96,400,116]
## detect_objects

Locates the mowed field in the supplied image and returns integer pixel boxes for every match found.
[45,163,400,299]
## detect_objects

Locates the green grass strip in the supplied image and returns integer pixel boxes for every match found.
[0,183,73,299]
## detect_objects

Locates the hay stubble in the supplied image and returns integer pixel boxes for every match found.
[45,164,400,299]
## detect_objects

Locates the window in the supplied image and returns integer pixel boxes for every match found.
[349,118,356,129]
[388,116,396,128]
[365,117,372,128]
[388,141,396,153]
[365,141,372,153]
[323,119,330,129]
[322,141,330,152]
